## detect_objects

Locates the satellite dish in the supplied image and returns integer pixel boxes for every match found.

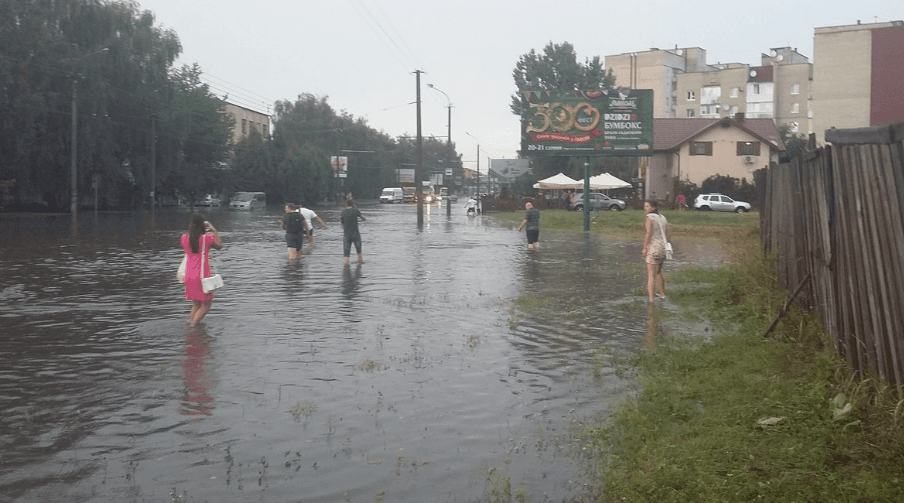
[749,70,757,77]
[776,55,784,62]
[676,49,684,55]
[769,49,777,57]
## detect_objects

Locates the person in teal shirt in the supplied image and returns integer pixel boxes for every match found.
[340,199,366,265]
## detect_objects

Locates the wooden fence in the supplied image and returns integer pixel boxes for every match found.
[758,122,904,389]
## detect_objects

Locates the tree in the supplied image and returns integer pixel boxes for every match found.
[509,41,614,117]
[777,123,809,162]
[509,42,616,181]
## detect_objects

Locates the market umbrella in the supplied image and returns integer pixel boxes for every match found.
[532,173,581,189]
[587,172,631,190]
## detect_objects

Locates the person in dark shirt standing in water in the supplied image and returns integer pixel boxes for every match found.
[340,199,366,265]
[517,201,540,250]
[280,203,306,260]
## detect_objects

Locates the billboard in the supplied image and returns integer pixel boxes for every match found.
[520,89,653,157]
[331,156,348,178]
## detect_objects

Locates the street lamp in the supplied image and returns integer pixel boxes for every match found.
[466,132,481,214]
[427,83,453,216]
[69,46,109,216]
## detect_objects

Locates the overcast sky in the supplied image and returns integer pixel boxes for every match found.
[139,0,901,169]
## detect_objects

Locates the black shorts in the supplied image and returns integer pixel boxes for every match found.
[526,229,539,244]
[285,232,305,250]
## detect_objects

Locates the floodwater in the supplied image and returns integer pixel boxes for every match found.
[0,202,696,502]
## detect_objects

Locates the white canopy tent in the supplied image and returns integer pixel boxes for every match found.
[587,173,631,190]
[532,172,580,189]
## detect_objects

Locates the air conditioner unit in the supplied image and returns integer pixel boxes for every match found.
[744,155,755,164]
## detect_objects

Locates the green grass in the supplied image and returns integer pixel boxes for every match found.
[489,208,757,241]
[572,219,904,502]
[488,209,904,501]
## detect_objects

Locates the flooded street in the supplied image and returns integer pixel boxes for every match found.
[0,202,682,502]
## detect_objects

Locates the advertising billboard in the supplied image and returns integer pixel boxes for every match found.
[330,156,348,178]
[520,89,653,157]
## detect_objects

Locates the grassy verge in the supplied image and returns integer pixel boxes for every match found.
[489,209,904,502]
[488,208,757,241]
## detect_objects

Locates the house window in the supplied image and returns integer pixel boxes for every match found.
[791,84,799,95]
[736,141,761,156]
[789,122,799,133]
[242,119,247,135]
[791,103,799,114]
[690,141,713,156]
[686,109,695,117]
[730,87,739,98]
[687,91,695,101]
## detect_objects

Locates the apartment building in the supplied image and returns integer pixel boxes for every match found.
[811,20,904,144]
[605,47,812,135]
[222,102,270,146]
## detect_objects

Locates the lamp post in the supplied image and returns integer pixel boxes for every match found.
[427,83,453,216]
[466,132,481,214]
[69,46,109,217]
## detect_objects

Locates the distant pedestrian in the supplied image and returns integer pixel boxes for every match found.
[280,203,306,260]
[298,203,328,249]
[676,193,687,211]
[181,213,223,326]
[642,199,669,302]
[517,201,540,250]
[340,198,366,265]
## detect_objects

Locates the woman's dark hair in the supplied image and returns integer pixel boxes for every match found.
[645,199,659,214]
[188,213,207,254]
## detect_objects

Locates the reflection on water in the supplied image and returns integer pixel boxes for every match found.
[0,204,670,502]
[181,326,215,419]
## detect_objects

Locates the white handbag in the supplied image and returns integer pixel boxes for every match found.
[176,254,187,283]
[657,214,673,260]
[200,236,223,294]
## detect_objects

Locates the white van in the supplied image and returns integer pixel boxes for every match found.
[380,187,404,204]
[229,191,266,210]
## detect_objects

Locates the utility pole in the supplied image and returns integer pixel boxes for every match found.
[415,70,424,228]
[150,115,156,213]
[70,79,78,216]
[583,159,591,231]
[427,83,453,217]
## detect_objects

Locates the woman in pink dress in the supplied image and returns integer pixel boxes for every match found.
[181,213,222,326]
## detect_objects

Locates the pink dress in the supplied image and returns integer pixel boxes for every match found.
[181,233,216,302]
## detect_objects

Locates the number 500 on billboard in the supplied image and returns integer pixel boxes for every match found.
[520,89,653,157]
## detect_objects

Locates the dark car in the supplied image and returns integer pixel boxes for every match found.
[570,192,626,212]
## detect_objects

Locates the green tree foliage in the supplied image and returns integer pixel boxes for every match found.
[509,41,615,117]
[777,123,809,161]
[509,42,616,182]
[0,0,227,210]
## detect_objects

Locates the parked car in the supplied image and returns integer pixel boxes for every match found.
[196,194,220,207]
[570,192,626,211]
[229,191,266,210]
[380,187,404,204]
[694,193,751,212]
[402,187,416,203]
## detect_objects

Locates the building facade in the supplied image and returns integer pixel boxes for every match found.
[812,20,904,144]
[606,46,812,136]
[222,102,270,146]
[646,116,784,200]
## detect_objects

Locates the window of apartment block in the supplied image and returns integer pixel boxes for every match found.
[730,87,739,98]
[686,109,695,117]
[242,119,247,135]
[687,91,695,101]
[789,122,799,133]
[791,103,799,114]
[690,141,713,156]
[736,141,761,156]
[752,84,760,94]
[790,84,799,95]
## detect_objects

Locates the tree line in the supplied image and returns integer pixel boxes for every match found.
[0,0,460,212]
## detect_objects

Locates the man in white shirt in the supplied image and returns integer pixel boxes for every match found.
[297,204,328,249]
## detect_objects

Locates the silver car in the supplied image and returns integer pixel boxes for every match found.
[570,192,626,212]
